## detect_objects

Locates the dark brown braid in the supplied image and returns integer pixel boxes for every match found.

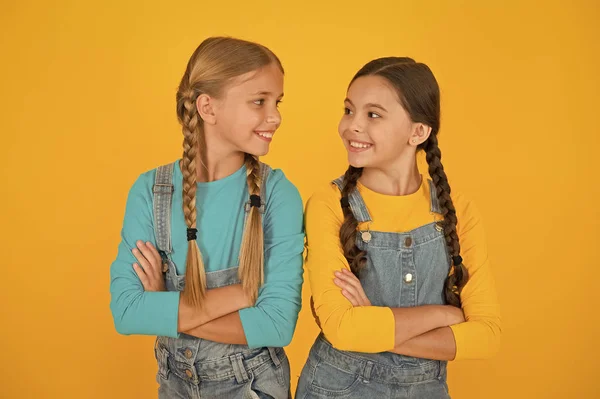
[339,166,367,276]
[424,134,468,307]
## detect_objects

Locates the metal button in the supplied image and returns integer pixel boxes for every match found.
[361,231,372,242]
[185,369,193,378]
[404,273,413,283]
[162,262,169,273]
[435,222,443,232]
[184,349,193,359]
[404,237,412,247]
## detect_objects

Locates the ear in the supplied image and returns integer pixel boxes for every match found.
[196,94,217,125]
[409,123,432,146]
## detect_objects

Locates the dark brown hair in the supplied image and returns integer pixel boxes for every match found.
[339,57,468,307]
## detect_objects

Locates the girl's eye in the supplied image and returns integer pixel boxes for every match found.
[253,99,265,105]
[368,112,381,119]
[344,107,353,115]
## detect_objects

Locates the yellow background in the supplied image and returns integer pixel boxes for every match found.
[1,1,599,398]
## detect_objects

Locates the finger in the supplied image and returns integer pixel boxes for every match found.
[336,271,363,291]
[334,276,362,306]
[145,241,163,266]
[136,242,161,277]
[341,289,360,306]
[334,277,361,300]
[132,248,152,274]
[333,277,351,290]
[340,268,360,282]
[339,269,369,300]
[133,263,149,288]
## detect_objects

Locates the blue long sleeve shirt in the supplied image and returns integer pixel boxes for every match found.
[110,161,304,348]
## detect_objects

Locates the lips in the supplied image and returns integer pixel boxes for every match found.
[347,139,373,152]
[255,131,274,142]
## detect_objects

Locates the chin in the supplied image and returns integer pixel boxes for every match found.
[347,154,369,169]
[244,144,270,157]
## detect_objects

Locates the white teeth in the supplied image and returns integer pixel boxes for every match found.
[257,132,273,139]
[350,141,372,149]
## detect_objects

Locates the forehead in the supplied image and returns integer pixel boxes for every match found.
[226,63,284,95]
[347,75,399,106]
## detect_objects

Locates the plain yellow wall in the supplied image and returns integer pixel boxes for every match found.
[1,0,599,398]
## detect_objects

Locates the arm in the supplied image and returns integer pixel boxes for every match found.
[332,269,464,351]
[307,186,461,353]
[131,239,249,343]
[184,312,247,345]
[177,285,250,332]
[446,198,502,360]
[110,173,180,337]
[110,173,250,337]
[391,327,456,361]
[237,172,305,348]
[393,200,503,362]
[131,239,252,333]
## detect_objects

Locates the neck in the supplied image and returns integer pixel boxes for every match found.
[194,129,246,182]
[360,152,421,196]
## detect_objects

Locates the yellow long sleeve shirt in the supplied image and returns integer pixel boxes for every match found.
[305,178,502,360]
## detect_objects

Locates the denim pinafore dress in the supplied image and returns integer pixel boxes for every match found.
[296,177,451,399]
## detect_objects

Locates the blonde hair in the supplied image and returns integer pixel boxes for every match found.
[175,37,283,307]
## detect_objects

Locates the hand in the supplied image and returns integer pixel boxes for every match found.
[444,305,465,325]
[132,240,166,292]
[333,268,371,307]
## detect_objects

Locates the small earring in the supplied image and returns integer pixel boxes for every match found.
[412,139,417,144]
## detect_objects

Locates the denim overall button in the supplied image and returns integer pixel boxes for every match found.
[435,222,443,232]
[361,231,372,242]
[404,273,413,283]
[185,369,193,378]
[404,237,412,247]
[184,349,193,359]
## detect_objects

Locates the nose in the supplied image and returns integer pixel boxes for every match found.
[266,107,281,126]
[349,115,363,133]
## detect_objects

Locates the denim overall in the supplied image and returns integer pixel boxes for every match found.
[296,177,451,399]
[152,162,291,399]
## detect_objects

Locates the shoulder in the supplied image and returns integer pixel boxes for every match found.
[126,161,178,203]
[261,166,303,218]
[305,181,344,222]
[263,166,301,203]
[450,189,485,238]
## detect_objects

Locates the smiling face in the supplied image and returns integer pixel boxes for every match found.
[207,62,284,157]
[338,75,418,169]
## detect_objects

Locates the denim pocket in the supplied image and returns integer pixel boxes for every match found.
[308,359,362,396]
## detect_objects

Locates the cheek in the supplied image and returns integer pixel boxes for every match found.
[228,107,261,133]
[372,127,404,152]
[244,107,264,126]
[338,118,348,137]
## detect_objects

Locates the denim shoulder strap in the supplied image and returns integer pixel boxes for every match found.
[152,163,175,254]
[428,179,442,214]
[332,175,372,223]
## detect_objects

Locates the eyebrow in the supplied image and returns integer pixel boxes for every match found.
[344,98,388,112]
[252,91,284,97]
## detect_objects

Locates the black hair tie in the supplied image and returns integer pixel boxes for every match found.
[452,255,463,266]
[187,228,198,241]
[340,196,350,208]
[249,194,262,208]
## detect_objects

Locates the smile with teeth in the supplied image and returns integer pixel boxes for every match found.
[255,131,274,139]
[349,140,372,149]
